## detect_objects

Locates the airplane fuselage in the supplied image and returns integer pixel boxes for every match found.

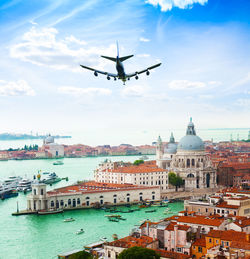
[116,57,126,82]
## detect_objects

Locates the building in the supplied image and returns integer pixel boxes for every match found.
[156,118,217,191]
[184,190,250,217]
[104,236,158,259]
[27,181,161,212]
[95,160,170,192]
[41,135,64,158]
[192,229,250,259]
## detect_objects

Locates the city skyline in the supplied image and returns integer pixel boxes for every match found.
[0,0,249,145]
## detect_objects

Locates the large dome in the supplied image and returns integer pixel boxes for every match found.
[178,135,204,151]
[177,118,204,151]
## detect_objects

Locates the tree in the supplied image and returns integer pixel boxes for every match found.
[168,172,183,191]
[118,246,160,259]
[133,160,144,166]
[68,250,93,259]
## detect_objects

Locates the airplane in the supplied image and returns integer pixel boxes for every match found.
[80,42,161,85]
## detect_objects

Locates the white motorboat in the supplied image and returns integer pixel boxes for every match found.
[17,179,32,191]
[3,176,22,188]
[76,229,84,235]
[63,218,75,222]
[100,237,107,242]
[42,172,61,184]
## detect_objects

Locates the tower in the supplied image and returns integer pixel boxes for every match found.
[156,135,164,167]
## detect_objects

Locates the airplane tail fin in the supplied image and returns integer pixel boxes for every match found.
[119,55,134,62]
[101,55,117,62]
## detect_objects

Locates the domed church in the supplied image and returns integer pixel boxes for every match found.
[156,118,216,190]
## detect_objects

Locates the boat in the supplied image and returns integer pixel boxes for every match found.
[0,188,18,200]
[53,160,64,165]
[108,218,119,222]
[37,209,63,215]
[42,172,61,184]
[163,208,171,214]
[3,176,22,189]
[118,217,127,221]
[145,209,156,213]
[17,179,32,191]
[76,229,84,235]
[100,237,108,242]
[105,214,121,218]
[63,217,75,222]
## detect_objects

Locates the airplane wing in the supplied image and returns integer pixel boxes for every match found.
[126,63,161,78]
[80,65,117,77]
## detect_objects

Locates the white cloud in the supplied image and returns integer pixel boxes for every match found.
[168,80,206,90]
[58,86,112,97]
[136,54,150,58]
[235,98,250,107]
[10,27,116,72]
[208,81,222,86]
[199,94,213,99]
[0,80,35,96]
[145,0,208,12]
[139,37,150,42]
[121,85,147,97]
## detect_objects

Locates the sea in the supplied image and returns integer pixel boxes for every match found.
[0,155,183,259]
[0,128,248,259]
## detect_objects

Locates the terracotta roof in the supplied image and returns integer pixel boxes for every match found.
[230,241,250,250]
[177,215,224,227]
[207,230,248,242]
[192,237,206,247]
[107,235,155,248]
[216,201,239,209]
[155,249,191,259]
[47,181,158,196]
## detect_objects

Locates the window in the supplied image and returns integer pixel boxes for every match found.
[234,211,236,216]
[209,238,212,243]
[34,189,36,195]
[77,198,80,204]
[206,208,208,212]
[60,200,64,206]
[51,201,54,207]
[177,248,182,252]
[226,242,229,246]
[198,246,202,253]
[68,199,71,205]
[41,189,43,195]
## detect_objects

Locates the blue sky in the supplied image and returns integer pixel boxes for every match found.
[0,0,249,145]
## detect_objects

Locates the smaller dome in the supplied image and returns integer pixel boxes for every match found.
[44,134,54,144]
[164,133,177,154]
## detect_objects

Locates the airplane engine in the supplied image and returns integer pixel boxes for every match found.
[135,75,139,80]
[107,76,111,80]
[94,71,98,76]
[146,70,150,76]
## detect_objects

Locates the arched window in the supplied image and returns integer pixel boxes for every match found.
[86,197,90,199]
[100,195,104,198]
[113,194,117,197]
[187,173,194,178]
[192,159,195,166]
[41,189,43,195]
[187,159,190,167]
[60,200,64,206]
[139,192,143,195]
[152,191,155,194]
[77,198,80,204]
[127,193,130,196]
[68,199,71,205]
[34,189,36,195]
[51,201,54,207]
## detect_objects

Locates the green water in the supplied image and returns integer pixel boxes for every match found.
[0,156,184,259]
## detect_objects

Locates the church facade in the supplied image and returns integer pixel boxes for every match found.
[156,118,217,190]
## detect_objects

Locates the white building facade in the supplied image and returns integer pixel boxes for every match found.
[156,118,217,191]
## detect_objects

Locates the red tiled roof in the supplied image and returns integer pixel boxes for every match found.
[230,241,250,250]
[107,235,155,248]
[155,249,191,259]
[192,237,206,247]
[216,201,239,209]
[177,215,224,227]
[47,181,158,196]
[207,230,248,242]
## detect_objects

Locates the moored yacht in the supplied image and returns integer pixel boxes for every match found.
[17,179,32,192]
[3,176,22,189]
